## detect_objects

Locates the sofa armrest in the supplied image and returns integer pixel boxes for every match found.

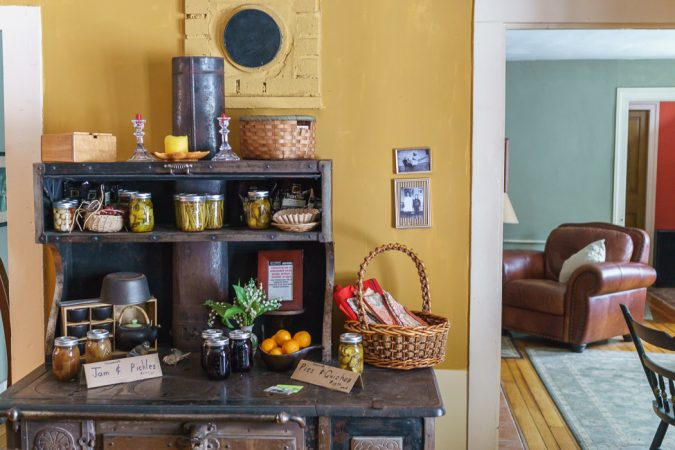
[503,250,545,285]
[566,262,656,296]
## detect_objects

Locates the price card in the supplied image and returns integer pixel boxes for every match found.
[291,360,360,393]
[83,353,163,388]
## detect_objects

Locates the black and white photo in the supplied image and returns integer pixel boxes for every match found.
[394,147,432,174]
[394,178,431,228]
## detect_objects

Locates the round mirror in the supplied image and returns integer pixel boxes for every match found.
[223,9,282,69]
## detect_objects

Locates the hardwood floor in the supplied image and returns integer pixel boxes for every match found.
[500,321,675,450]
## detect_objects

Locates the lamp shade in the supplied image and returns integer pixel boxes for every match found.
[503,193,519,224]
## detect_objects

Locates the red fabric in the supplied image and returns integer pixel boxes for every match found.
[655,102,675,229]
[333,279,383,320]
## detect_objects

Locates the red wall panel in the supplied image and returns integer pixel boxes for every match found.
[655,101,675,230]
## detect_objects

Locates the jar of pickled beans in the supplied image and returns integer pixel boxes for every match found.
[245,190,270,230]
[129,192,154,232]
[338,333,363,373]
[52,336,81,381]
[205,194,225,229]
[85,329,112,364]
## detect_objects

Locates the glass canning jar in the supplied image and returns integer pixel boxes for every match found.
[201,328,224,370]
[338,333,364,373]
[204,337,231,380]
[129,192,154,232]
[52,199,79,233]
[229,329,253,372]
[176,194,206,232]
[52,336,81,381]
[118,190,137,228]
[85,329,112,364]
[205,194,225,229]
[245,190,270,230]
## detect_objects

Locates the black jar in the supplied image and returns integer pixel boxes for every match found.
[204,337,230,381]
[229,330,253,372]
[201,329,224,370]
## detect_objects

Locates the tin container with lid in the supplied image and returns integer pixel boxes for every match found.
[52,336,81,381]
[338,333,364,373]
[204,336,231,380]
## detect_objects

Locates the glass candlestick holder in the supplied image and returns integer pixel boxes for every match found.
[212,114,240,161]
[127,114,157,162]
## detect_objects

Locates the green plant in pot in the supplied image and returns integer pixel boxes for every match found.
[204,279,281,351]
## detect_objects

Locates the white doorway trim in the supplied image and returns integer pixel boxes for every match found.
[0,6,43,381]
[473,2,675,449]
[614,89,675,243]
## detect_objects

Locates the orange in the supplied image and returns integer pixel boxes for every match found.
[293,331,311,348]
[274,329,292,346]
[282,339,300,354]
[269,348,283,355]
[260,338,277,353]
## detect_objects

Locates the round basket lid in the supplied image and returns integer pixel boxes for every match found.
[239,115,315,122]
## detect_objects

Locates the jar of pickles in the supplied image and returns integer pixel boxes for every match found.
[205,194,225,229]
[173,193,184,229]
[204,337,231,380]
[85,329,112,364]
[229,329,253,372]
[53,199,79,232]
[129,192,154,232]
[175,194,206,232]
[338,333,364,373]
[201,328,224,370]
[52,336,81,381]
[245,190,271,230]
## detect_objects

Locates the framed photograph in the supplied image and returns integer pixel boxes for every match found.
[394,147,432,174]
[257,250,303,311]
[394,178,431,229]
[0,156,7,226]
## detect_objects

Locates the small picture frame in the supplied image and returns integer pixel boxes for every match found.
[394,147,432,174]
[394,178,431,229]
[257,250,303,311]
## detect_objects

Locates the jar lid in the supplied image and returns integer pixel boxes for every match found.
[87,329,110,339]
[228,329,251,340]
[131,192,152,199]
[54,199,79,208]
[205,337,229,347]
[340,333,362,344]
[177,194,205,202]
[206,194,225,201]
[54,336,79,347]
[202,329,224,339]
[247,191,269,199]
[119,190,137,197]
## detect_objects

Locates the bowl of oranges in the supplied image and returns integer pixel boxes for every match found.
[259,329,321,372]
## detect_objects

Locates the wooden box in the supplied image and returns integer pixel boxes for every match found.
[42,132,117,162]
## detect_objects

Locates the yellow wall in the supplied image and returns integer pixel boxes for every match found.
[4,0,471,373]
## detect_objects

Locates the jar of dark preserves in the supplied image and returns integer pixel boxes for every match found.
[229,330,253,372]
[204,337,230,381]
[201,328,224,370]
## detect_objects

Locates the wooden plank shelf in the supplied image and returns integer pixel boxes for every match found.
[38,226,325,244]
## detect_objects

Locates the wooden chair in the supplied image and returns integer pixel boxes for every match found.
[621,304,675,449]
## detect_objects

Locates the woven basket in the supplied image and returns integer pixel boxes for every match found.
[84,211,124,233]
[239,115,316,160]
[344,243,450,370]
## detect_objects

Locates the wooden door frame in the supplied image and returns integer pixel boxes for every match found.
[472,2,675,449]
[614,89,675,247]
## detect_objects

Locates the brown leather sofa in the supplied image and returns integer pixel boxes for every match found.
[503,222,657,352]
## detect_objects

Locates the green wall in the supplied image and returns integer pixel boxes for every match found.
[505,59,675,250]
[0,31,6,389]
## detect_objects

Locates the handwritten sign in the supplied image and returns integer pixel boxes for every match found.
[291,360,359,393]
[83,353,163,388]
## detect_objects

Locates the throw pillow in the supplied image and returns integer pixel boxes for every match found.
[558,239,606,283]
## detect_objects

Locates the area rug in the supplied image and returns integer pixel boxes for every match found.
[501,334,522,359]
[527,348,675,449]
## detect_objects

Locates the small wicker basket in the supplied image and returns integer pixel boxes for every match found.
[239,115,316,160]
[84,211,124,233]
[344,243,450,370]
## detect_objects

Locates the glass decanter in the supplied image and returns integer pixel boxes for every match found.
[127,113,157,162]
[211,113,240,161]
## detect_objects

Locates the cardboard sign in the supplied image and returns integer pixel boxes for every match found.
[83,353,163,388]
[291,360,360,393]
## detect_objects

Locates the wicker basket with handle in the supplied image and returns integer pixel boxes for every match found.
[239,115,315,160]
[344,243,450,370]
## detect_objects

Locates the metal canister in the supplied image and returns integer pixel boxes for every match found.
[172,57,225,159]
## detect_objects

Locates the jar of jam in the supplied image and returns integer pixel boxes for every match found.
[204,337,231,380]
[176,194,206,232]
[85,329,112,363]
[338,333,364,373]
[52,199,79,232]
[245,190,271,230]
[229,329,253,372]
[201,328,224,370]
[52,336,81,381]
[129,192,154,232]
[205,194,225,229]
